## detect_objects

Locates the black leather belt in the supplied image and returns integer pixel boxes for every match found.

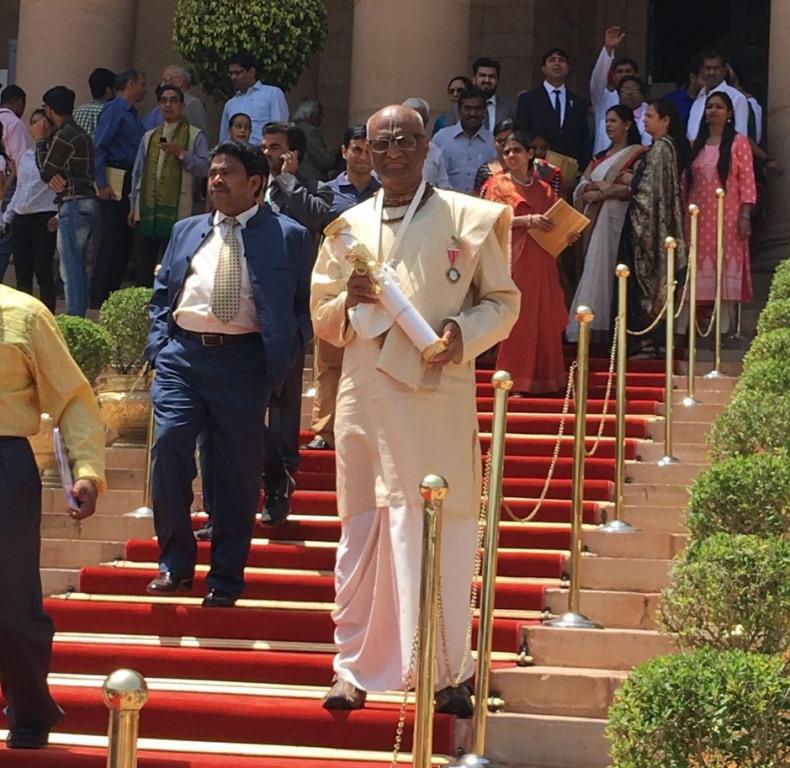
[174,327,260,347]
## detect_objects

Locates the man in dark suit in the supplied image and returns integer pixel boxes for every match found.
[144,142,312,607]
[473,56,513,131]
[516,47,590,170]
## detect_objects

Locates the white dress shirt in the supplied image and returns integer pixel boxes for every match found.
[687,82,750,141]
[174,204,260,334]
[748,96,763,144]
[0,107,33,167]
[219,81,289,144]
[484,94,497,132]
[543,81,567,127]
[2,149,57,225]
[590,47,621,155]
[423,141,451,189]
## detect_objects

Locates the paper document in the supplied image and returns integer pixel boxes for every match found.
[54,427,80,511]
[104,167,126,200]
[546,151,579,184]
[528,198,590,258]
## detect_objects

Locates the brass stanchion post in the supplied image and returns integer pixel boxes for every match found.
[658,238,679,467]
[469,371,513,757]
[127,373,155,519]
[683,205,701,407]
[413,474,448,768]
[705,188,726,379]
[103,668,148,768]
[599,268,637,533]
[545,307,602,629]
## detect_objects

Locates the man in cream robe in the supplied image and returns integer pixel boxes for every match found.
[311,105,519,715]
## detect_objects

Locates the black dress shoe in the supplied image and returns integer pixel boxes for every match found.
[194,522,213,541]
[202,588,237,608]
[321,676,367,710]
[303,436,333,450]
[260,471,295,526]
[434,680,474,717]
[6,727,51,749]
[146,572,193,594]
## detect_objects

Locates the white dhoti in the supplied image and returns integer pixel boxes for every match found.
[333,506,478,692]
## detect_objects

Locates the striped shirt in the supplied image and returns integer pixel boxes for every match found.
[73,99,107,139]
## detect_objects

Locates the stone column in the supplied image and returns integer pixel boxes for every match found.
[15,0,135,111]
[757,0,790,268]
[348,0,470,126]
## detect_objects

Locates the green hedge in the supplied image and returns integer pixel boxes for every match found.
[736,357,790,395]
[741,327,790,369]
[607,649,789,768]
[756,297,790,335]
[707,389,790,461]
[99,287,152,376]
[658,534,790,654]
[686,451,790,539]
[55,315,112,385]
[768,258,790,301]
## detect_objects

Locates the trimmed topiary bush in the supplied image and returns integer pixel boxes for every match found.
[658,533,790,654]
[607,648,789,768]
[736,357,790,395]
[707,389,790,460]
[686,451,790,539]
[55,315,113,386]
[756,297,790,335]
[768,258,790,301]
[98,287,152,376]
[741,327,790,370]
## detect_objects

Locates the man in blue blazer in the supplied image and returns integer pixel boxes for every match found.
[144,142,312,607]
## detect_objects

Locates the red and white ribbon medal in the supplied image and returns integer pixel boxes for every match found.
[446,240,461,283]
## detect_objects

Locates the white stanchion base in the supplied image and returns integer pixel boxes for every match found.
[681,395,701,407]
[125,506,154,519]
[704,369,725,379]
[450,755,496,767]
[598,519,640,533]
[543,611,603,629]
[657,455,681,466]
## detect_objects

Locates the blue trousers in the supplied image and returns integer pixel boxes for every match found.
[0,438,62,731]
[151,334,270,596]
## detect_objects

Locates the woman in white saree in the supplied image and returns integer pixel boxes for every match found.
[566,105,646,343]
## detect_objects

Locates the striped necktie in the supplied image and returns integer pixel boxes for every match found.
[211,216,241,323]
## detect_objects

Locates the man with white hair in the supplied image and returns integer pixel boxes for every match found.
[143,65,207,133]
[402,97,451,189]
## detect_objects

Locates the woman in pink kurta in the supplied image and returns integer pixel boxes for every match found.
[686,91,756,324]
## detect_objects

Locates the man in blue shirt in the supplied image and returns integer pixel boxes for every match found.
[91,68,146,306]
[303,125,380,451]
[664,55,703,131]
[219,52,289,144]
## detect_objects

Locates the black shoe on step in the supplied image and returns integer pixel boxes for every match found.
[260,471,295,526]
[202,588,238,608]
[194,522,213,541]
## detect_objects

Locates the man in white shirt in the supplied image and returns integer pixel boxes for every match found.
[687,51,749,141]
[617,76,652,147]
[219,52,289,143]
[590,26,640,155]
[144,142,312,608]
[0,85,33,167]
[402,98,451,189]
[472,57,512,132]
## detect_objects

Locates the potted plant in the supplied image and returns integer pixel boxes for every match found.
[55,314,113,386]
[96,287,153,445]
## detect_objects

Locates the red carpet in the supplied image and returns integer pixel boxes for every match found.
[0,360,664,766]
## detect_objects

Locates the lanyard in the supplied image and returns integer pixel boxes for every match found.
[372,180,427,267]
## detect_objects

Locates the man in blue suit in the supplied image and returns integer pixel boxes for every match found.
[144,142,312,607]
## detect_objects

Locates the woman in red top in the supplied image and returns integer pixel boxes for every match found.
[686,91,756,333]
[480,131,578,394]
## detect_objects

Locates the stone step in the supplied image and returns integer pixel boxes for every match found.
[671,388,731,406]
[106,467,145,490]
[41,513,154,542]
[40,567,80,596]
[40,538,124,569]
[672,371,739,388]
[485,711,609,768]
[582,529,680,559]
[623,483,689,507]
[624,460,706,485]
[543,588,659,630]
[492,665,628,718]
[43,488,143,516]
[635,440,710,463]
[106,446,146,470]
[620,505,686,534]
[577,555,671,593]
[656,402,725,422]
[523,626,673,671]
[645,419,712,444]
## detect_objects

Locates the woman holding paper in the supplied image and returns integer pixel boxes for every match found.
[481,131,578,393]
[566,105,646,343]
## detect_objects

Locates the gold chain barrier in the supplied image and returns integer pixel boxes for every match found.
[599,267,638,533]
[682,205,701,407]
[705,187,726,378]
[102,668,148,768]
[545,306,603,630]
[658,237,680,466]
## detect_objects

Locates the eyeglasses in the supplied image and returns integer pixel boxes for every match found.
[369,135,423,154]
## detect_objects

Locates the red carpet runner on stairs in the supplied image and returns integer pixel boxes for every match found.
[0,360,666,766]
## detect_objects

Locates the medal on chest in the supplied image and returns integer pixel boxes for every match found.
[446,238,461,283]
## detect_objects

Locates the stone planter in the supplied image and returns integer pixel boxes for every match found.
[28,413,61,487]
[97,372,152,446]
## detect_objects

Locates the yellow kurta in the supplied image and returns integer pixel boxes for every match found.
[310,189,519,691]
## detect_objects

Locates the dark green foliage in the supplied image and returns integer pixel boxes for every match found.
[98,287,152,375]
[54,315,112,385]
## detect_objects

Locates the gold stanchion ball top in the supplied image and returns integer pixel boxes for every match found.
[615,263,630,278]
[420,473,449,503]
[491,370,514,390]
[102,668,149,711]
[665,236,677,249]
[575,305,595,324]
[688,203,699,215]
[716,187,726,198]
